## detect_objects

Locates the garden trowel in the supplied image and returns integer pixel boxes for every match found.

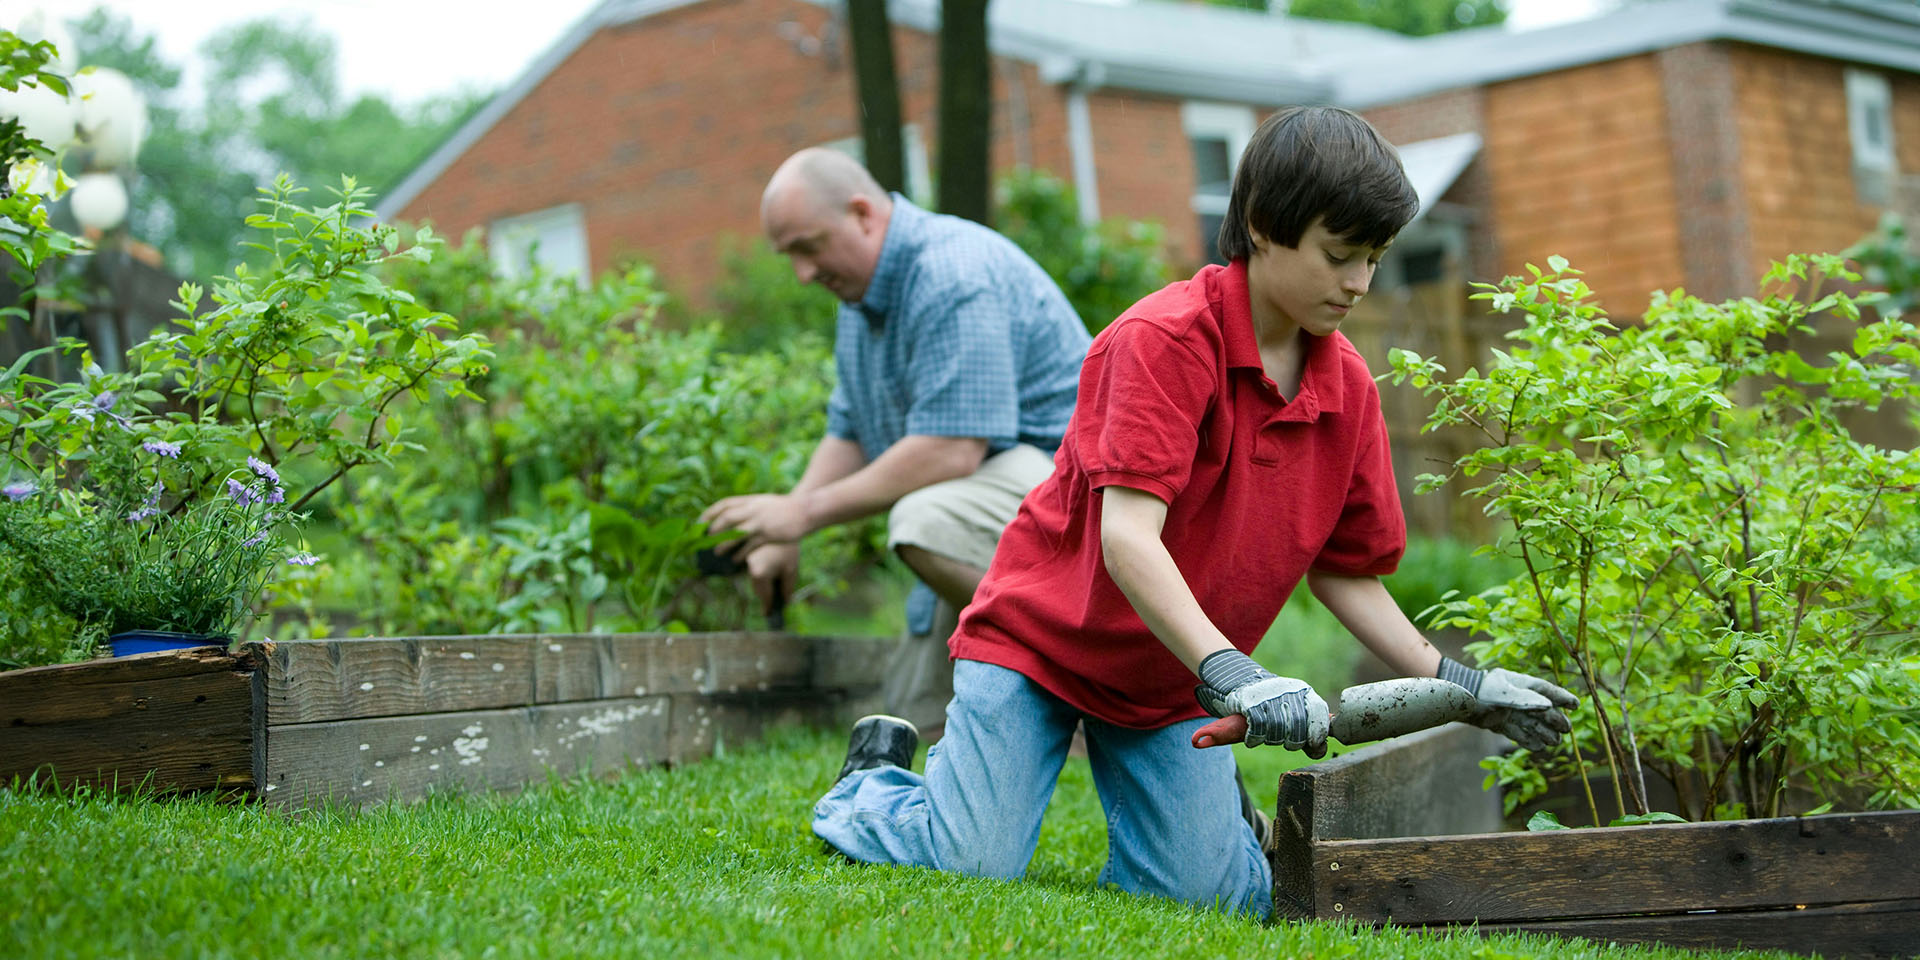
[1190,676,1475,750]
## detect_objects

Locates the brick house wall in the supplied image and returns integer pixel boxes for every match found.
[1087,92,1200,267]
[1731,44,1920,285]
[395,0,1095,301]
[1481,53,1686,317]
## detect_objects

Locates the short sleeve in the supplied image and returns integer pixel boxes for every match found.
[826,381,857,442]
[1313,396,1406,575]
[900,287,1019,444]
[1073,321,1216,505]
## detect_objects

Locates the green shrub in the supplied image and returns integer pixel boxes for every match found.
[306,238,884,636]
[995,169,1172,334]
[1391,254,1920,822]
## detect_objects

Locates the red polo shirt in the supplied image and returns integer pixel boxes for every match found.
[949,260,1406,729]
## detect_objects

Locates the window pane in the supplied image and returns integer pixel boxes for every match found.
[1192,137,1232,195]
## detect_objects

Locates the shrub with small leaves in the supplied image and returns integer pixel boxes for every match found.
[1390,253,1920,822]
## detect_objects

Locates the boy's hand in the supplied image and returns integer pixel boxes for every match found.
[1195,650,1329,756]
[1437,656,1578,752]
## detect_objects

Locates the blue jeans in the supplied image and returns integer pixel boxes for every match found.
[813,659,1272,918]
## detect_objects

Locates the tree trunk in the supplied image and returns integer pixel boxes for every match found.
[846,0,906,195]
[937,0,992,224]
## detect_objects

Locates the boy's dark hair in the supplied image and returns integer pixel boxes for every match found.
[1216,106,1419,260]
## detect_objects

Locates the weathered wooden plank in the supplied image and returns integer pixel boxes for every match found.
[663,689,853,766]
[258,636,538,725]
[1272,722,1508,920]
[1471,897,1920,960]
[0,646,256,793]
[531,632,817,703]
[268,634,890,726]
[259,696,672,806]
[1315,810,1920,924]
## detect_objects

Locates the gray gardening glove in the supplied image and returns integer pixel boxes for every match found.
[1195,649,1329,757]
[1437,655,1578,752]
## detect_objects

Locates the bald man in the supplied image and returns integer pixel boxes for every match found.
[701,149,1091,734]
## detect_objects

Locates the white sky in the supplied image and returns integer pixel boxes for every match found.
[8,0,1611,105]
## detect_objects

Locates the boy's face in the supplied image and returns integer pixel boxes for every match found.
[1245,218,1388,337]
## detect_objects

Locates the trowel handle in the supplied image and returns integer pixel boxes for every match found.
[1191,714,1249,749]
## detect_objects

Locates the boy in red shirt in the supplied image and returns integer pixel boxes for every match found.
[813,106,1575,918]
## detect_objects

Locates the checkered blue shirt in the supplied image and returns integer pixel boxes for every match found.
[827,196,1091,462]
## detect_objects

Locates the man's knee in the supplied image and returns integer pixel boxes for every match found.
[887,483,959,548]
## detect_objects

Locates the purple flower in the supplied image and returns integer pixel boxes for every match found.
[286,553,320,566]
[242,532,268,547]
[265,486,285,504]
[2,481,34,501]
[126,506,161,522]
[91,391,117,410]
[143,440,182,458]
[226,478,256,506]
[247,457,281,485]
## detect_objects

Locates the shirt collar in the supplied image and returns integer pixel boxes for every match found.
[1209,259,1346,418]
[855,193,922,324]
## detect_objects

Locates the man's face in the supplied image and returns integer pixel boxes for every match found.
[1246,217,1388,337]
[764,190,885,303]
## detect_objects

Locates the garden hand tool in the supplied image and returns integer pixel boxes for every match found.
[1191,676,1478,750]
[695,546,787,630]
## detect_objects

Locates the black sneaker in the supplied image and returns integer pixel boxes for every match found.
[835,714,920,784]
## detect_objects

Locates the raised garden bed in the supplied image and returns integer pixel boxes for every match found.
[1272,724,1920,960]
[1,632,888,807]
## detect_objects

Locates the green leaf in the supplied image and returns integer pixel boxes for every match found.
[1526,811,1571,831]
[1608,811,1688,827]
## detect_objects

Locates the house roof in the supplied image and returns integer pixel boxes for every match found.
[1337,0,1920,108]
[376,0,1920,221]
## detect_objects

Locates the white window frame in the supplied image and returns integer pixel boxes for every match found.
[1846,68,1897,174]
[488,203,590,285]
[822,124,933,207]
[1181,101,1257,219]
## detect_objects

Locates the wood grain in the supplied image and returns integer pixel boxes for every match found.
[1473,897,1920,960]
[260,696,673,807]
[0,646,257,793]
[261,633,892,725]
[1314,810,1920,924]
[259,635,538,725]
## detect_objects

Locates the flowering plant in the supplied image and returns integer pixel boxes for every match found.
[0,390,314,645]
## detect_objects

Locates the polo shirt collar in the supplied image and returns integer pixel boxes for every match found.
[1211,259,1346,419]
[855,193,922,324]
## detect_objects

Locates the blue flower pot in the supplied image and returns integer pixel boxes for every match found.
[107,630,226,657]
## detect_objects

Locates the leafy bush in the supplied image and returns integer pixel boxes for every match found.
[1391,254,1920,822]
[309,236,885,637]
[994,169,1171,334]
[1,176,490,665]
[701,237,838,354]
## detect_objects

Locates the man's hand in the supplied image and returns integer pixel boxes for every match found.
[1437,656,1578,752]
[699,493,812,558]
[744,543,798,615]
[1194,649,1329,756]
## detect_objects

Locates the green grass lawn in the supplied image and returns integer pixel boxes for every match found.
[4,726,1799,960]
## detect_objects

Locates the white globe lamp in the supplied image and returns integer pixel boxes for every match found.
[72,68,146,169]
[69,171,127,231]
[0,81,75,152]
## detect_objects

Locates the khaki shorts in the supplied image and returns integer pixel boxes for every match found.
[880,443,1056,730]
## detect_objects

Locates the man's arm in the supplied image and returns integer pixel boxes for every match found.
[700,434,985,554]
[1305,570,1442,678]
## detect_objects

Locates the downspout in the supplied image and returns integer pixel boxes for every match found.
[1045,57,1105,227]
